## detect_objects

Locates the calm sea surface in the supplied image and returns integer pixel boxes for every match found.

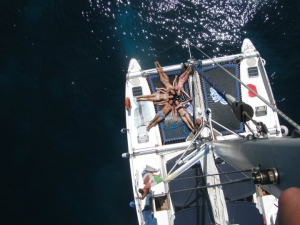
[1,0,300,224]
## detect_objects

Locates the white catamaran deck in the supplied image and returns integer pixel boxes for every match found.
[122,39,298,225]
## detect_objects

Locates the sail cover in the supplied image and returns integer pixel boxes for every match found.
[174,202,264,225]
[216,160,256,201]
[167,155,255,207]
[166,154,204,208]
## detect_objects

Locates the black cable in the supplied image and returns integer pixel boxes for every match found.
[169,177,252,194]
[171,168,253,181]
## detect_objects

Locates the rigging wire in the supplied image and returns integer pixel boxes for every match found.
[188,40,300,132]
[211,119,244,139]
[171,168,253,181]
[154,43,180,58]
[139,42,180,64]
[168,177,252,194]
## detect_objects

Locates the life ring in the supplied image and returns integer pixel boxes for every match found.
[280,125,289,136]
[125,97,131,111]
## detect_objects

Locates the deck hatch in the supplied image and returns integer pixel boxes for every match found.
[137,125,149,143]
[248,67,259,77]
[132,86,143,97]
[153,195,169,211]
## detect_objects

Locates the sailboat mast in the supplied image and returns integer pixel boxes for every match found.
[164,146,209,182]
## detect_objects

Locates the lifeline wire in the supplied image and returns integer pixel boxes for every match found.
[172,168,252,181]
[168,178,252,194]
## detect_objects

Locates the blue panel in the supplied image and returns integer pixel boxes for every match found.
[174,202,263,225]
[201,64,243,134]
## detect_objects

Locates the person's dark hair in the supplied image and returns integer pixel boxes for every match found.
[138,188,144,195]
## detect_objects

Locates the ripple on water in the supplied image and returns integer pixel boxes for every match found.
[84,0,277,59]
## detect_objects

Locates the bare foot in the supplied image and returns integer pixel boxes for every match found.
[195,118,202,130]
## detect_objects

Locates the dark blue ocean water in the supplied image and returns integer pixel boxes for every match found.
[1,0,300,224]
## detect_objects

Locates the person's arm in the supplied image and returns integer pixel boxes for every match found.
[156,87,167,92]
[172,106,178,122]
[136,187,149,200]
[276,188,300,225]
[181,88,191,99]
[168,94,174,100]
[181,98,192,105]
[155,101,167,106]
[139,187,148,200]
[173,76,178,88]
[138,181,151,200]
[143,174,150,184]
